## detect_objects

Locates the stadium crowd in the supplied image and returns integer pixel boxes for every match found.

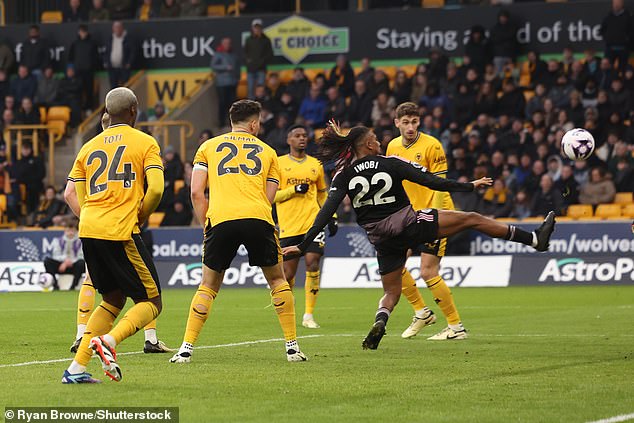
[0,1,633,227]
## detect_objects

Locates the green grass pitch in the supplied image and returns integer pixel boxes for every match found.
[1,286,633,422]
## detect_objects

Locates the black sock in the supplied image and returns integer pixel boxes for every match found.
[504,225,534,246]
[375,307,390,324]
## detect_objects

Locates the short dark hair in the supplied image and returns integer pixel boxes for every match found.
[395,102,419,119]
[229,100,261,124]
[287,124,307,137]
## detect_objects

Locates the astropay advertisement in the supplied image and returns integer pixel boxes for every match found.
[321,256,512,288]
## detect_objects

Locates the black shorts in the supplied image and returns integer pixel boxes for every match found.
[279,231,325,261]
[374,209,439,276]
[203,218,282,272]
[81,234,161,301]
[411,237,447,257]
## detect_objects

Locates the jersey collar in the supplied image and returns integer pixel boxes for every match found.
[287,153,307,164]
[402,132,421,149]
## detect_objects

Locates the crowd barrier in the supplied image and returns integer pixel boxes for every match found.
[0,221,631,292]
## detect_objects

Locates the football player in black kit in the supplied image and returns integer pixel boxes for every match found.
[282,122,556,350]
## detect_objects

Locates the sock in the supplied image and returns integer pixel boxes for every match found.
[108,301,159,345]
[304,270,320,316]
[68,360,86,374]
[285,339,300,354]
[303,313,313,320]
[178,341,194,355]
[375,307,391,324]
[504,225,534,246]
[401,268,426,312]
[183,285,217,345]
[271,282,297,341]
[449,322,465,332]
[76,281,96,339]
[144,319,158,343]
[288,276,295,290]
[426,275,461,326]
[415,306,432,319]
[72,301,121,367]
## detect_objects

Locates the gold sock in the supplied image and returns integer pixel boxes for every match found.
[183,286,217,345]
[108,301,159,345]
[426,275,461,325]
[144,319,157,331]
[74,302,121,366]
[288,276,296,290]
[77,281,96,326]
[401,268,426,312]
[304,270,320,316]
[271,282,296,341]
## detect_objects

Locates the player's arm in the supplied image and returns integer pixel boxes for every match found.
[273,183,310,203]
[316,166,338,236]
[394,158,490,192]
[427,143,450,209]
[190,167,208,227]
[266,152,282,205]
[138,167,164,225]
[64,180,83,217]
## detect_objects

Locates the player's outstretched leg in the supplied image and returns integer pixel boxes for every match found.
[263,263,307,362]
[437,210,556,252]
[302,253,322,329]
[363,267,402,350]
[71,274,96,353]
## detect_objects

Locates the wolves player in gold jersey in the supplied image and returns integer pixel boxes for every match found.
[62,88,164,383]
[275,124,337,329]
[170,100,306,363]
[69,113,171,356]
[387,102,465,340]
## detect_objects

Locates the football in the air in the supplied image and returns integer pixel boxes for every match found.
[561,128,595,161]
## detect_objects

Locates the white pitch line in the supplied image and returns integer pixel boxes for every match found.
[586,413,634,423]
[0,334,359,369]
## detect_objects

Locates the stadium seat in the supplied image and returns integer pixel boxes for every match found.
[47,120,66,138]
[422,0,444,7]
[622,204,634,218]
[148,212,165,228]
[47,106,71,123]
[237,80,247,99]
[39,107,47,123]
[0,193,6,213]
[594,203,622,219]
[207,5,225,16]
[400,65,417,77]
[523,90,535,102]
[554,216,573,222]
[174,179,185,193]
[566,204,593,219]
[614,192,633,205]
[41,11,62,23]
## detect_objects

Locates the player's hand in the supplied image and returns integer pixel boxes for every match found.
[327,217,338,237]
[282,245,301,257]
[294,184,309,194]
[471,177,493,189]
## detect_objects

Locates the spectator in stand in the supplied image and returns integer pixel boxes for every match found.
[159,145,184,211]
[136,0,159,20]
[613,157,633,193]
[525,83,546,119]
[160,173,193,226]
[298,84,327,129]
[159,0,181,18]
[427,48,449,83]
[16,97,40,125]
[392,70,411,105]
[565,91,585,127]
[465,25,490,75]
[371,92,396,127]
[489,9,518,74]
[13,141,45,219]
[530,174,563,217]
[608,79,630,118]
[526,50,548,88]
[347,79,373,126]
[523,159,546,194]
[419,82,449,116]
[453,82,476,127]
[105,21,135,88]
[35,66,60,108]
[441,62,460,100]
[20,25,49,78]
[243,19,273,99]
[596,58,616,90]
[108,0,134,20]
[10,65,37,103]
[211,37,239,128]
[555,164,579,211]
[43,219,85,290]
[0,38,15,74]
[356,57,375,85]
[266,114,290,156]
[410,73,428,104]
[548,73,574,109]
[68,25,100,111]
[89,0,111,21]
[56,65,83,127]
[568,60,589,92]
[266,72,286,103]
[286,67,309,104]
[600,0,633,73]
[497,79,525,118]
[253,84,272,110]
[34,185,66,228]
[0,70,9,102]
[64,0,87,22]
[479,179,512,218]
[180,0,206,17]
[1,95,15,115]
[325,86,346,123]
[273,92,298,123]
[328,54,355,98]
[198,129,213,145]
[507,190,529,219]
[367,70,390,100]
[1,109,14,132]
[579,167,616,206]
[474,81,497,117]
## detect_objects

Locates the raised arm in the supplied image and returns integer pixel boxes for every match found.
[391,157,490,192]
[296,182,347,253]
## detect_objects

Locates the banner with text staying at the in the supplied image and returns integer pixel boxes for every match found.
[0,2,612,72]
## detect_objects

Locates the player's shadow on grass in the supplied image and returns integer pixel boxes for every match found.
[447,355,628,384]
